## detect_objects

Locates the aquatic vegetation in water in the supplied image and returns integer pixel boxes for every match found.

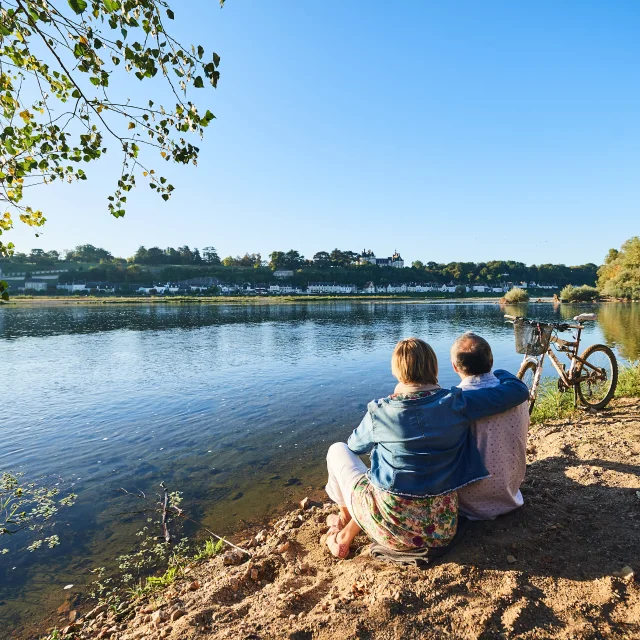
[0,472,76,555]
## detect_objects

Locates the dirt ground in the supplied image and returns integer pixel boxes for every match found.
[59,398,640,640]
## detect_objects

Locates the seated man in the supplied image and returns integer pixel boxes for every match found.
[451,332,530,520]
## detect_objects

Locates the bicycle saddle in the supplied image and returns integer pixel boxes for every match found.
[573,313,597,322]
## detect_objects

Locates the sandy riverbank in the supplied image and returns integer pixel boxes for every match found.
[42,397,640,640]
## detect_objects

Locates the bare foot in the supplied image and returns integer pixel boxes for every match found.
[326,514,346,532]
[325,532,350,558]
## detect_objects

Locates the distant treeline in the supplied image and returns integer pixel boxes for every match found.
[5,244,599,288]
[54,263,599,290]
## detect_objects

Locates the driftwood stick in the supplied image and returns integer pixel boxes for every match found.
[160,482,171,544]
[115,487,146,500]
[117,482,251,555]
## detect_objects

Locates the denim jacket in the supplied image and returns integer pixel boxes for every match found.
[347,370,529,497]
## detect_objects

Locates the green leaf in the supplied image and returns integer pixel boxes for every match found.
[197,45,204,59]
[103,0,118,12]
[68,0,87,14]
[166,8,175,19]
[193,76,204,88]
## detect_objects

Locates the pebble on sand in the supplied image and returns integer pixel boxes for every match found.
[613,565,635,580]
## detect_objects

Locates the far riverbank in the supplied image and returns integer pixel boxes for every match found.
[3,294,554,306]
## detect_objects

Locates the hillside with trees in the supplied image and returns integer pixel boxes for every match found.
[1,244,601,292]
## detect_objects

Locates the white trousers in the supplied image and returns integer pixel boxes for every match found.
[325,442,367,516]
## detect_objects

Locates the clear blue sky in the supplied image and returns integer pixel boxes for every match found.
[9,0,639,265]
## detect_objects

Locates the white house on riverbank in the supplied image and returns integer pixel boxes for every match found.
[307,282,357,294]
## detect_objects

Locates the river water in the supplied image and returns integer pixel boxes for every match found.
[1,300,638,633]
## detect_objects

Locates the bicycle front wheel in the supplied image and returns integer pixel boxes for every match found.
[517,360,537,415]
[576,344,618,409]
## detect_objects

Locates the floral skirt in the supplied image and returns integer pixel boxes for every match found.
[350,475,458,551]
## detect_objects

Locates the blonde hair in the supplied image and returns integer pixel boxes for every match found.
[391,338,439,385]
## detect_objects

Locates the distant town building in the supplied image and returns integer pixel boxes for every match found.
[357,249,404,268]
[307,282,357,294]
[24,279,49,291]
[273,270,294,279]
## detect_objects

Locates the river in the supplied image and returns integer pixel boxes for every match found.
[1,300,638,634]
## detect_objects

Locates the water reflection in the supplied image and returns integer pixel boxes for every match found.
[597,303,640,361]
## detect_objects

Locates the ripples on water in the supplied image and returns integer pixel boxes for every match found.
[1,301,638,632]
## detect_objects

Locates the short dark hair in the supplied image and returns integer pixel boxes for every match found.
[451,332,493,376]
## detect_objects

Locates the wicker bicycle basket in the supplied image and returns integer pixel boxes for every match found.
[514,320,553,356]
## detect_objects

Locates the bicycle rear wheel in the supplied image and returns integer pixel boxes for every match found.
[576,344,618,409]
[517,360,537,415]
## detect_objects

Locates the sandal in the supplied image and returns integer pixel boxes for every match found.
[325,532,350,559]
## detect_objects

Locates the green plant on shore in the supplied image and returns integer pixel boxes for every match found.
[530,363,640,425]
[143,564,179,592]
[559,284,599,302]
[615,362,640,397]
[504,287,530,304]
[194,537,225,560]
[530,378,578,425]
[40,630,72,640]
[87,485,236,609]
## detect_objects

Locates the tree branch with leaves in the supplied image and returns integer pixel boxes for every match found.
[0,0,224,256]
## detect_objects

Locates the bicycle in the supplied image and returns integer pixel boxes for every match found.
[505,313,618,414]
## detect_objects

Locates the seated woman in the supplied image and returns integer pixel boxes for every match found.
[324,337,529,558]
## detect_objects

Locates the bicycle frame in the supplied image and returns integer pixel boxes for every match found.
[522,323,603,407]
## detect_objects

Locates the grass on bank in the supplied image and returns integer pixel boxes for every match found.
[530,362,640,425]
[41,535,229,639]
[127,537,225,599]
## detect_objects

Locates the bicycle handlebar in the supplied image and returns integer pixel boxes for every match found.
[503,314,586,331]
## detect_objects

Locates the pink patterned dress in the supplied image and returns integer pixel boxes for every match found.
[350,391,459,551]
